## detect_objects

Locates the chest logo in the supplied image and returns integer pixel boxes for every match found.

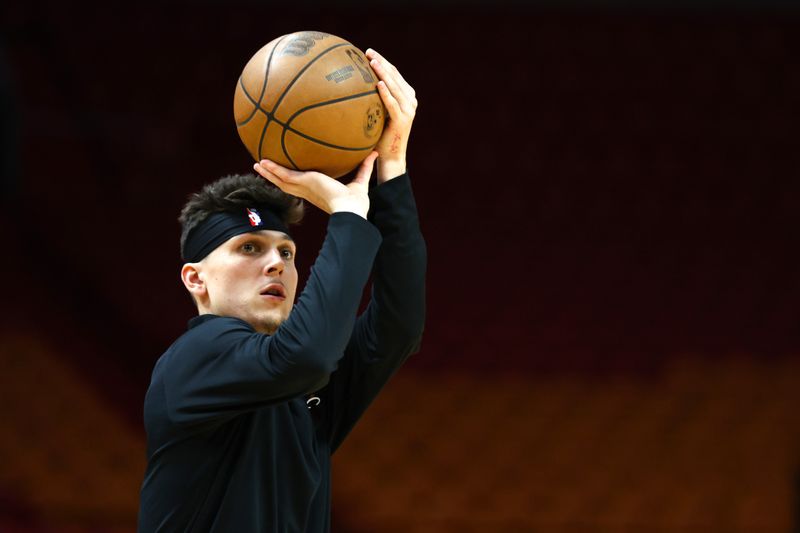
[307,396,321,409]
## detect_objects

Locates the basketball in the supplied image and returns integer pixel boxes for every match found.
[233,31,385,179]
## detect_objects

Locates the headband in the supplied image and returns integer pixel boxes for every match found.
[182,206,290,262]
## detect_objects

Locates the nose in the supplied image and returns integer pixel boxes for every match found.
[262,248,284,276]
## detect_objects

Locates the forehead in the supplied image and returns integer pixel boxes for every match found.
[229,229,294,245]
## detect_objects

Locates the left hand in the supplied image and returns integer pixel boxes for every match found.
[254,152,379,219]
[365,48,418,183]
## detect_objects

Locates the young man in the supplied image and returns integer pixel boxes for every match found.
[137,49,425,532]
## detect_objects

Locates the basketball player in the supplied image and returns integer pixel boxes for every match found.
[137,49,424,532]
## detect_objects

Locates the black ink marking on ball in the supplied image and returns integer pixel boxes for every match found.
[346,49,375,83]
[364,102,382,138]
[270,42,350,119]
[325,65,355,84]
[281,31,329,57]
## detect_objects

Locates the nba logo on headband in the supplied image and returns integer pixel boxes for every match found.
[246,208,262,227]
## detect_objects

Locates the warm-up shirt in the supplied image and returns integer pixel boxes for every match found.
[138,174,426,533]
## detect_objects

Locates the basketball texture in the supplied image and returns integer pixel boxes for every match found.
[234,31,385,179]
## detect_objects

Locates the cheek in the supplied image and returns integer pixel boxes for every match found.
[286,268,299,298]
[207,266,249,299]
[205,275,228,301]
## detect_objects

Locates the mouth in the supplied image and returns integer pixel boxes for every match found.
[260,283,286,300]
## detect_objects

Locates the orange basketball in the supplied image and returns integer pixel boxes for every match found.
[233,31,385,179]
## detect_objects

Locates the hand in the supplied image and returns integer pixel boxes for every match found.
[253,152,379,219]
[365,48,418,183]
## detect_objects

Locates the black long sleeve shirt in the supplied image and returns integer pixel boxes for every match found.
[138,174,426,533]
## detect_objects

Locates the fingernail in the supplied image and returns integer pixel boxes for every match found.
[260,159,271,166]
[370,59,379,67]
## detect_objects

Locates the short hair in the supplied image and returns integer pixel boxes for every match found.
[179,173,304,259]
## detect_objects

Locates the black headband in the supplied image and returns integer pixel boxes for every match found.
[183,206,290,263]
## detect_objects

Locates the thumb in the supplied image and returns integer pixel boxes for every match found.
[351,152,379,187]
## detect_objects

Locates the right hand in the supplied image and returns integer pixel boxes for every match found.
[253,152,378,219]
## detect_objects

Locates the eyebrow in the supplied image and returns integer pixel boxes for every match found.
[237,232,294,245]
[276,233,294,245]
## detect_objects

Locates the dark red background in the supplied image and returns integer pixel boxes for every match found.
[1,2,799,530]
[5,4,798,383]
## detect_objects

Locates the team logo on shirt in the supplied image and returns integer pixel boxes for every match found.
[307,396,321,409]
[246,208,262,227]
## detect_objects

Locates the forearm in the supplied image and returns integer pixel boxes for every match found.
[271,213,382,371]
[321,179,424,447]
[370,238,426,344]
[367,174,427,344]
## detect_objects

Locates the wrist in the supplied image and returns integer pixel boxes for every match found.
[377,157,407,184]
[329,198,369,219]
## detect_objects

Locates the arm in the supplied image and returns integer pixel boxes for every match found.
[314,50,426,450]
[322,173,426,451]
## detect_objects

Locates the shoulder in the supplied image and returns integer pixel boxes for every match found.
[159,315,263,367]
[186,314,255,336]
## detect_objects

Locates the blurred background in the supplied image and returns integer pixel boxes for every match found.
[1,1,799,531]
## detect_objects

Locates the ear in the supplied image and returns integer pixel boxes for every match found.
[181,263,207,302]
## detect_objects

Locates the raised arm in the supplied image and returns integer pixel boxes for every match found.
[315,50,427,449]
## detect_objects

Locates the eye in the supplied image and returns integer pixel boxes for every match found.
[280,247,294,260]
[241,242,260,254]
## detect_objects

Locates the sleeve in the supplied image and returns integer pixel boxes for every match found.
[319,173,427,451]
[161,212,382,427]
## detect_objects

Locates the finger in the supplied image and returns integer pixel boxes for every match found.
[371,63,416,116]
[376,80,402,120]
[369,56,414,104]
[378,80,418,121]
[253,161,280,182]
[367,50,415,99]
[253,162,294,193]
[352,151,379,186]
[258,159,301,183]
[366,49,399,78]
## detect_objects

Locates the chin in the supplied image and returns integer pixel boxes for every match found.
[253,313,288,335]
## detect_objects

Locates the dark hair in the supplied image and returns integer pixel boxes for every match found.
[179,173,304,258]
